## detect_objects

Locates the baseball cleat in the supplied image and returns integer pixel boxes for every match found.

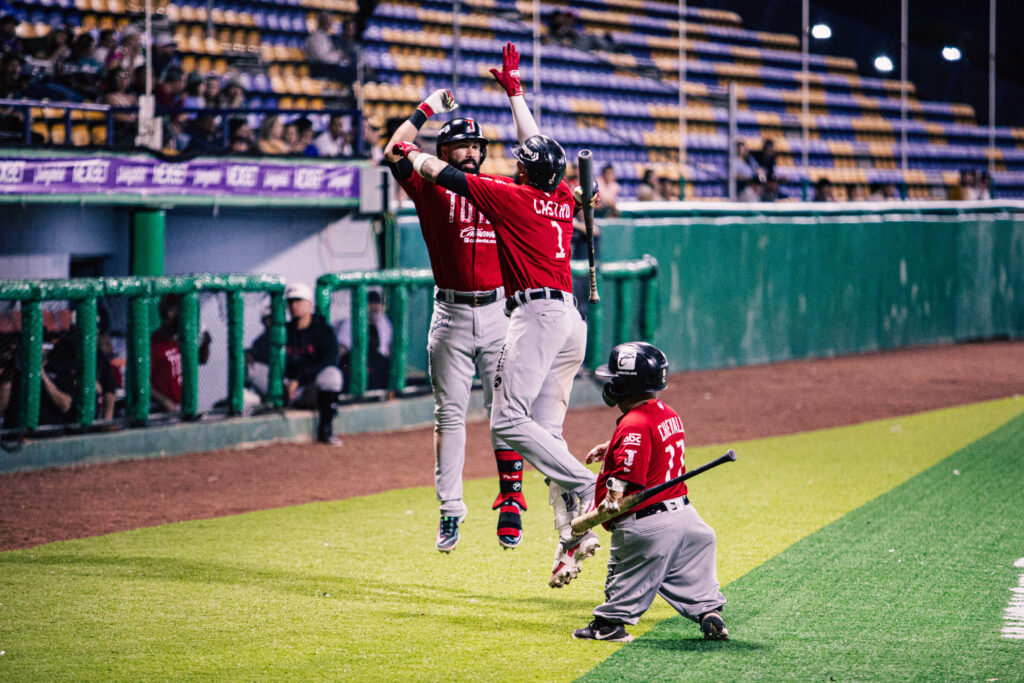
[572,618,634,643]
[436,514,464,553]
[699,611,729,641]
[549,530,600,588]
[496,499,525,549]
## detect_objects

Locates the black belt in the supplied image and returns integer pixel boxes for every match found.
[504,288,568,314]
[435,289,500,307]
[634,496,689,520]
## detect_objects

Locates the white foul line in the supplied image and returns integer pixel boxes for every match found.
[1003,558,1024,639]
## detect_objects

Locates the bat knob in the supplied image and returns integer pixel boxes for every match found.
[726,449,737,461]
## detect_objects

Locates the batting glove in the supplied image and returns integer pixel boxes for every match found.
[392,141,421,158]
[598,493,621,514]
[418,88,458,118]
[574,181,601,209]
[489,41,523,97]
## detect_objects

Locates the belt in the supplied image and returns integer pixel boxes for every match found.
[634,496,689,520]
[504,287,572,315]
[435,288,501,307]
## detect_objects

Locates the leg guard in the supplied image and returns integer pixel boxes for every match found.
[493,449,526,549]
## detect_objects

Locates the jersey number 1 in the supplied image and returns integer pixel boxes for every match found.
[552,221,566,259]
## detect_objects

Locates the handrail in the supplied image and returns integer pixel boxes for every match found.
[0,274,286,432]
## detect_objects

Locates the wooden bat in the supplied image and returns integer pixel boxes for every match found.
[570,449,737,535]
[576,149,600,304]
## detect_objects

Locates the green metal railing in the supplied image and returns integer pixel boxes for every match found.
[0,274,286,432]
[317,255,659,397]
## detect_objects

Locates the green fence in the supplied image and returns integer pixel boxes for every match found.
[0,275,286,432]
[316,257,659,397]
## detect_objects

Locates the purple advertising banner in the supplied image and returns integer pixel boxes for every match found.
[0,156,360,199]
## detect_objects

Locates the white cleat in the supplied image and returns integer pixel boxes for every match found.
[549,531,600,588]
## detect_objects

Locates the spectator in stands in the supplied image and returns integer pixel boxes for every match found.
[762,177,783,202]
[636,168,661,201]
[228,118,255,153]
[869,182,899,201]
[283,282,343,445]
[956,168,978,200]
[293,116,317,155]
[596,163,620,217]
[335,289,392,360]
[218,77,245,109]
[182,71,205,108]
[162,111,190,152]
[735,140,762,184]
[130,64,146,96]
[92,29,116,67]
[257,114,289,155]
[813,177,835,202]
[755,138,777,180]
[364,116,386,162]
[150,293,211,413]
[0,14,23,57]
[848,184,868,201]
[154,65,185,109]
[203,74,221,108]
[548,10,580,45]
[977,171,992,200]
[151,32,179,81]
[59,33,103,101]
[305,11,344,63]
[313,115,351,157]
[103,67,138,146]
[738,177,764,202]
[0,334,19,430]
[183,112,221,154]
[105,26,144,73]
[283,120,301,152]
[0,52,26,138]
[658,175,679,201]
[34,25,71,76]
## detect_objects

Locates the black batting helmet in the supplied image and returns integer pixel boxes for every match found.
[436,117,488,164]
[511,134,566,192]
[595,342,668,407]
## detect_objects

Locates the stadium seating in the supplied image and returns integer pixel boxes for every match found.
[5,0,1023,198]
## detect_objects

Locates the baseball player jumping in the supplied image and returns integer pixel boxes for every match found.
[384,90,529,553]
[573,342,728,643]
[391,42,601,588]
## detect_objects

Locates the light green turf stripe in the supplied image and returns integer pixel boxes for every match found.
[0,397,1021,682]
[581,410,1024,681]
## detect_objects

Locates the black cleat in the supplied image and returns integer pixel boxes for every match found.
[700,611,729,641]
[572,618,634,643]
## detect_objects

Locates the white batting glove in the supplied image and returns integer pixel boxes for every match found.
[574,181,600,209]
[418,88,458,117]
[598,493,621,514]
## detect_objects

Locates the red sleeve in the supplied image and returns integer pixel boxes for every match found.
[464,173,517,221]
[398,170,427,200]
[606,414,652,489]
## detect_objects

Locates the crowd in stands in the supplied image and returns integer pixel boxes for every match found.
[0,11,360,157]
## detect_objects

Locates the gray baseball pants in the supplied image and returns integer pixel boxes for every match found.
[594,500,726,625]
[428,295,511,518]
[490,295,595,499]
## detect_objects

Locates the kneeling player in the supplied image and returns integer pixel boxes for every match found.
[573,342,728,643]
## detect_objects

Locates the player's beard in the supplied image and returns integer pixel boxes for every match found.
[454,158,480,174]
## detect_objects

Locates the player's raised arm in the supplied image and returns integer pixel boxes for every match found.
[391,141,471,197]
[490,42,540,144]
[383,88,459,164]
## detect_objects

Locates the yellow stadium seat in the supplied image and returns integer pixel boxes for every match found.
[31,122,49,143]
[49,124,66,145]
[98,16,114,30]
[72,124,90,146]
[90,125,107,146]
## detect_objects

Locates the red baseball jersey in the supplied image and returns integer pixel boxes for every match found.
[593,399,688,529]
[464,175,575,294]
[399,171,507,292]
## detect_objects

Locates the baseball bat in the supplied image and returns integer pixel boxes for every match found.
[570,449,737,535]
[576,149,600,304]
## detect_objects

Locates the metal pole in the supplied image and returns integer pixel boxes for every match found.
[900,0,908,180]
[452,0,461,93]
[801,0,809,172]
[988,0,996,175]
[678,0,687,198]
[532,0,542,126]
[727,81,737,200]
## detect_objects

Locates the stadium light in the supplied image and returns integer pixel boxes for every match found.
[810,23,832,40]
[874,55,894,73]
[942,46,962,62]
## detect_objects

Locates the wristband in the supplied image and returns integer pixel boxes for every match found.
[412,153,432,176]
[409,108,428,129]
[416,102,434,118]
[607,477,627,493]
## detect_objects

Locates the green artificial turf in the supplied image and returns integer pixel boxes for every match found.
[0,397,1021,682]
[581,410,1024,682]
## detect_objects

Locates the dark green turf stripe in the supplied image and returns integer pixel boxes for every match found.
[580,412,1024,682]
